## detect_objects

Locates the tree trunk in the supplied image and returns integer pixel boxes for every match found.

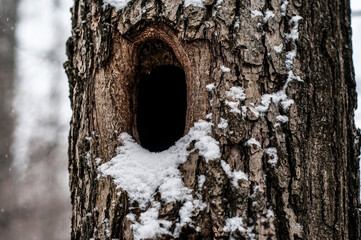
[65,0,360,239]
[0,0,18,238]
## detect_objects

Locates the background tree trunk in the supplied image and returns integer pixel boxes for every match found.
[65,0,361,239]
[0,0,18,238]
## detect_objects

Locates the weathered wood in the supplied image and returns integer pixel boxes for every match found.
[65,0,360,239]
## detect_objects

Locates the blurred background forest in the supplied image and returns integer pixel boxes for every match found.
[0,0,360,239]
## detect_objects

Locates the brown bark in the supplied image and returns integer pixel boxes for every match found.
[65,0,360,239]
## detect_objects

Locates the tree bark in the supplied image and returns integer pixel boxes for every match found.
[65,0,361,239]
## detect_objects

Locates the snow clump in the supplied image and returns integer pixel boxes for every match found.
[103,0,132,11]
[263,9,275,24]
[99,120,220,208]
[265,147,278,165]
[221,160,248,189]
[225,86,246,114]
[245,138,261,148]
[98,120,220,239]
[251,10,263,18]
[184,0,204,8]
[220,65,231,72]
[223,216,246,233]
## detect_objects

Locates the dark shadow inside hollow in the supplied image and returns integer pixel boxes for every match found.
[136,65,187,152]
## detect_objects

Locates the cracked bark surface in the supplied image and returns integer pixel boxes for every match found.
[65,0,360,239]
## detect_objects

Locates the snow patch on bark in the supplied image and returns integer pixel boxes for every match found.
[218,117,228,135]
[251,10,263,18]
[250,90,294,117]
[221,160,248,189]
[263,9,275,24]
[220,65,231,72]
[284,15,303,89]
[225,100,241,114]
[223,217,246,233]
[206,83,215,92]
[265,147,278,165]
[280,0,289,16]
[276,115,289,123]
[103,0,132,11]
[126,202,172,240]
[218,118,228,129]
[273,43,283,53]
[184,0,204,8]
[198,175,206,192]
[246,138,261,147]
[98,120,220,239]
[99,120,219,208]
[226,86,246,101]
[247,225,256,240]
[225,86,246,114]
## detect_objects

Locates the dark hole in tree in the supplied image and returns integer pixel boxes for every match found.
[137,65,187,152]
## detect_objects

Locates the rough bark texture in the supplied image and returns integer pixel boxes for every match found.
[65,0,360,239]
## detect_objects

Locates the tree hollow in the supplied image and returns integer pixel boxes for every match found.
[136,65,187,152]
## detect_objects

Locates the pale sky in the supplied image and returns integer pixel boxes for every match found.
[351,1,361,10]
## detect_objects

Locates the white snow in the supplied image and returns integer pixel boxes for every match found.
[247,225,256,240]
[284,16,303,89]
[223,217,246,233]
[241,106,247,119]
[206,83,215,92]
[99,120,219,208]
[101,218,111,237]
[226,86,246,101]
[95,157,102,166]
[285,50,297,70]
[281,0,289,16]
[295,222,303,229]
[98,120,219,239]
[86,152,91,167]
[266,209,274,218]
[103,0,132,11]
[251,10,263,18]
[234,17,240,28]
[276,115,289,123]
[285,16,303,42]
[220,65,231,72]
[225,100,241,114]
[263,9,275,24]
[273,43,283,53]
[225,87,246,114]
[245,138,261,148]
[250,90,294,117]
[217,118,228,131]
[198,175,206,191]
[178,199,206,229]
[184,0,204,8]
[127,202,172,240]
[221,160,248,189]
[265,147,278,165]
